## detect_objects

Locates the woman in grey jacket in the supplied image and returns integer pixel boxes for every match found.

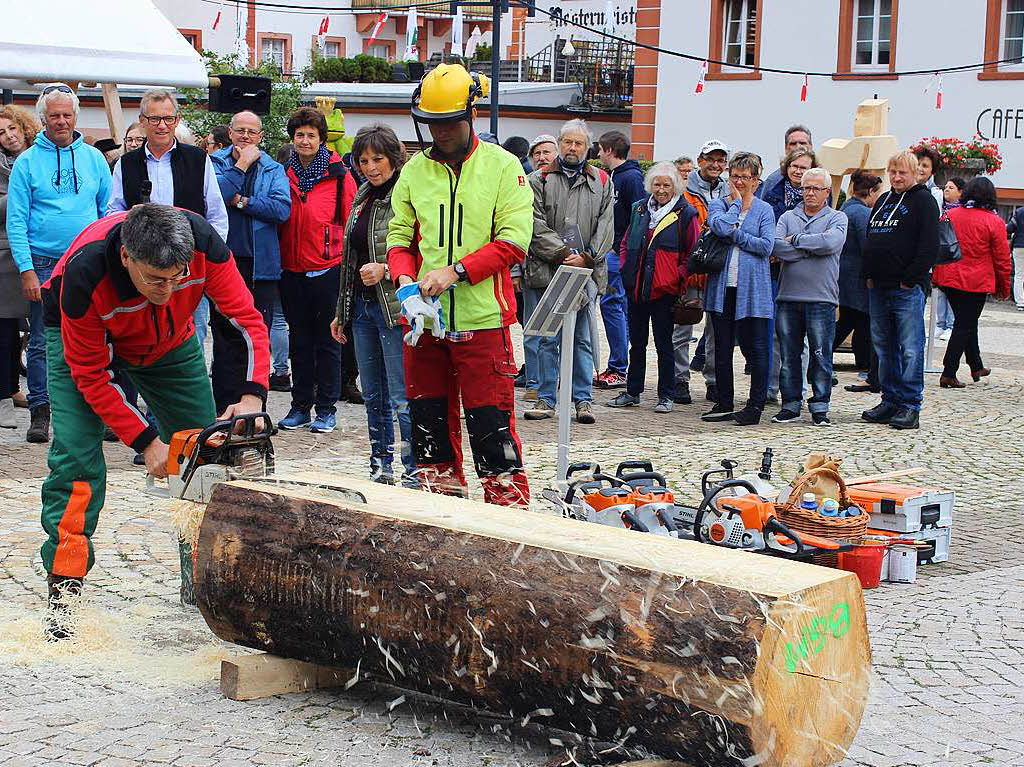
[0,106,38,426]
[332,125,415,485]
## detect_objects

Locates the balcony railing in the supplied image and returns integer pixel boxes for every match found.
[350,0,494,15]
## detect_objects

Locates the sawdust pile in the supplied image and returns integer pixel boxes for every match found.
[0,589,233,689]
[171,498,206,551]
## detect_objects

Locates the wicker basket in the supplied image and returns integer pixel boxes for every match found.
[776,466,869,544]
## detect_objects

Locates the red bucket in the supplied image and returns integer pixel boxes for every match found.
[837,544,886,589]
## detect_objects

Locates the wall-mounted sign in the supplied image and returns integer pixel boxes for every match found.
[976,107,1024,141]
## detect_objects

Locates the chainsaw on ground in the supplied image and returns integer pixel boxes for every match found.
[145,412,276,502]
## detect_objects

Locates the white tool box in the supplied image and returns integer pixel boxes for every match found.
[899,526,951,564]
[848,483,954,533]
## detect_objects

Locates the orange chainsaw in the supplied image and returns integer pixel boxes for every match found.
[146,413,276,502]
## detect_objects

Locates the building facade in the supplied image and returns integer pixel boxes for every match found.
[634,0,1024,203]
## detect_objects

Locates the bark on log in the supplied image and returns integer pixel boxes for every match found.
[194,476,870,767]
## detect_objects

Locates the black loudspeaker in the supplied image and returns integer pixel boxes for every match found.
[209,74,272,115]
[407,61,425,81]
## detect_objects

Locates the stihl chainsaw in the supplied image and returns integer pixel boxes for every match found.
[146,412,276,502]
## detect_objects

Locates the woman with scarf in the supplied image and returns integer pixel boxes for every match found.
[608,162,700,413]
[0,105,39,425]
[277,107,357,434]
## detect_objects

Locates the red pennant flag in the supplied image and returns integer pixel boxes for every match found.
[935,75,943,109]
[318,16,330,36]
[213,10,221,29]
[800,74,808,102]
[368,12,388,46]
[694,60,707,94]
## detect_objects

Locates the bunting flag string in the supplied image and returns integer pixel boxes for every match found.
[694,60,707,94]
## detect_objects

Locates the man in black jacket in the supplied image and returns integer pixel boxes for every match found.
[861,151,939,431]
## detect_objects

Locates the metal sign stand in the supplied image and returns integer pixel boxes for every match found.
[522,265,593,482]
[924,287,942,374]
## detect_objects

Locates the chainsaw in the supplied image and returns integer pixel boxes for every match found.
[146,412,277,502]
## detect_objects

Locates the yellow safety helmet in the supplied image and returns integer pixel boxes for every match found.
[411,63,490,123]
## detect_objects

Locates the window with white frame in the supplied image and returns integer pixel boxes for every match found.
[324,41,342,58]
[261,38,286,69]
[1003,0,1024,63]
[367,44,390,60]
[722,0,758,67]
[853,0,892,69]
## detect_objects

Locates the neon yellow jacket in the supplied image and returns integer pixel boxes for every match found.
[387,136,533,331]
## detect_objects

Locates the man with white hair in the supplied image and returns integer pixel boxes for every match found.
[523,118,614,425]
[5,83,112,444]
[770,166,848,426]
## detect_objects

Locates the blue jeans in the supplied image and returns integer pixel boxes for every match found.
[351,296,416,482]
[193,296,210,351]
[270,293,290,376]
[27,255,59,409]
[869,286,925,411]
[522,288,543,389]
[934,288,955,331]
[537,300,594,407]
[776,301,836,415]
[599,251,629,374]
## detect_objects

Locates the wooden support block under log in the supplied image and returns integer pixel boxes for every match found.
[220,653,350,701]
[194,475,871,767]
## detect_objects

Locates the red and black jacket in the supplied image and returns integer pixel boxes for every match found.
[42,210,270,452]
[279,151,357,273]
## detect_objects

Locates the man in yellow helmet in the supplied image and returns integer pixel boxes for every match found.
[387,63,533,507]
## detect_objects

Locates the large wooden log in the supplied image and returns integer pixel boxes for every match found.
[195,476,870,767]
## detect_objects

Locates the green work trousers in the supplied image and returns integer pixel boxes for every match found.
[40,328,216,578]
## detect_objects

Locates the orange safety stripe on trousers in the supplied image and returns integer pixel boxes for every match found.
[51,481,92,577]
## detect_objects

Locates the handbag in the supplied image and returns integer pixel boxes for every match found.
[935,215,962,265]
[673,295,704,325]
[687,225,731,275]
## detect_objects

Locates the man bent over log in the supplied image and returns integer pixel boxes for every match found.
[39,204,269,639]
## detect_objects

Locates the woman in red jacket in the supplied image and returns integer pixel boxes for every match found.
[934,177,1011,388]
[607,162,700,413]
[278,107,357,432]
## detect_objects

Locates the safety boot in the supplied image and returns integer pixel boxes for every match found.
[45,575,83,641]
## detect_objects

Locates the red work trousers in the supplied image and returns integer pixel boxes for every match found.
[403,326,530,507]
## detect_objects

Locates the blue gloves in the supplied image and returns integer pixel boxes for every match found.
[397,282,445,346]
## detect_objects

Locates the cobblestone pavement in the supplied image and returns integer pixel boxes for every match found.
[1,302,1023,766]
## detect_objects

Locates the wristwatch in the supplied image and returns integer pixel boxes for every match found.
[236,197,246,209]
[453,262,468,282]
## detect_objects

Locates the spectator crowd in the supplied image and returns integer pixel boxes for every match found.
[0,71,1016,491]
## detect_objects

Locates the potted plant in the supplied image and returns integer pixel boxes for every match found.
[912,135,1003,186]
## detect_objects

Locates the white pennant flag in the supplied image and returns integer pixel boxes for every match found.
[464,25,482,60]
[452,5,465,58]
[404,6,419,62]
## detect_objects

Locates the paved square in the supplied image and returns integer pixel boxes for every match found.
[2,303,1023,766]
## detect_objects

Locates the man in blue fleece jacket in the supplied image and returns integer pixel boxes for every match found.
[5,84,111,443]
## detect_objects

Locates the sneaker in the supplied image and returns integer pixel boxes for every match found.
[731,405,762,426]
[269,373,291,392]
[673,382,692,405]
[705,385,718,403]
[278,407,312,430]
[606,392,640,408]
[524,400,555,420]
[861,402,899,424]
[595,370,627,389]
[343,381,364,405]
[888,407,919,430]
[26,404,50,444]
[575,401,596,424]
[812,412,833,427]
[772,409,800,424]
[522,388,538,402]
[310,412,337,433]
[844,383,879,393]
[513,368,526,388]
[701,403,735,422]
[653,398,674,414]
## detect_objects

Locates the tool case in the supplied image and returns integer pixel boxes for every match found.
[848,483,953,533]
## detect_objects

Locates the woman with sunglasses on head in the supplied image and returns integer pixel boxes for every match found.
[0,105,41,426]
[700,152,776,426]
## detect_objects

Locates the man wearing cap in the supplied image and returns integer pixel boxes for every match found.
[529,134,558,173]
[387,63,533,507]
[674,139,730,406]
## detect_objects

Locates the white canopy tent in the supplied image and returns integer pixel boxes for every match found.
[0,0,209,88]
